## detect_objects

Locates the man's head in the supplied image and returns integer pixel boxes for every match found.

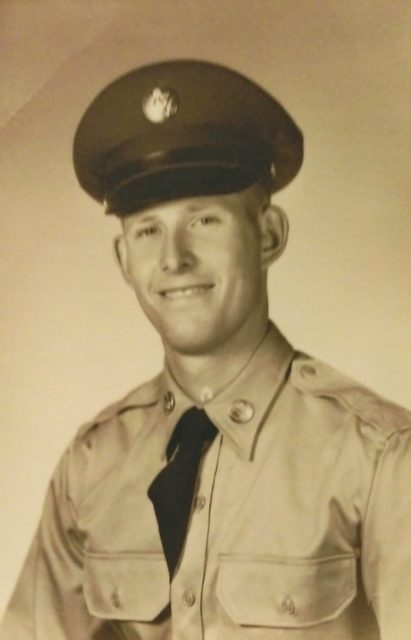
[115,183,288,356]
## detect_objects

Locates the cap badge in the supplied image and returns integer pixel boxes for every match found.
[142,87,178,123]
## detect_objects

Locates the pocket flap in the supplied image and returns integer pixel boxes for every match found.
[84,552,170,621]
[217,554,357,628]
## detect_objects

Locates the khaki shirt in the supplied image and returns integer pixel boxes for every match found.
[2,324,411,639]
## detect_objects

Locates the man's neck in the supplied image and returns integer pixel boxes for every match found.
[164,317,270,404]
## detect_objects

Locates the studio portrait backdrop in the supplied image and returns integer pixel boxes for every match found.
[1,0,410,616]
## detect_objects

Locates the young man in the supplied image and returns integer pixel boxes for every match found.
[1,60,410,640]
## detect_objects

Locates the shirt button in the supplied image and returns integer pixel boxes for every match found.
[200,386,213,402]
[163,391,175,415]
[195,495,207,510]
[300,363,316,377]
[228,399,254,424]
[183,589,196,607]
[280,595,296,615]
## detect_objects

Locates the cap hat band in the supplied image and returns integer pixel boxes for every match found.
[104,139,272,214]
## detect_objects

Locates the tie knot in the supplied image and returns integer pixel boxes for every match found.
[166,407,218,461]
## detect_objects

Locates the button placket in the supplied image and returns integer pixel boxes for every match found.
[170,431,222,639]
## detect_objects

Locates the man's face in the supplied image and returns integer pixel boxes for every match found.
[116,186,270,356]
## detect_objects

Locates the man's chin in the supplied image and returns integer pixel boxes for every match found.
[161,326,225,357]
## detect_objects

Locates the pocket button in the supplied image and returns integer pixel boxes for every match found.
[280,595,296,615]
[111,587,121,609]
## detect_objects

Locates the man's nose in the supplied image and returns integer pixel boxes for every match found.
[159,230,195,273]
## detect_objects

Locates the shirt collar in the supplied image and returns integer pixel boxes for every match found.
[157,322,294,461]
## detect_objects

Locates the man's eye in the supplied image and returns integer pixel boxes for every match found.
[193,215,219,227]
[135,226,159,238]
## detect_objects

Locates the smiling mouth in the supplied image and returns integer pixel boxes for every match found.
[159,284,214,299]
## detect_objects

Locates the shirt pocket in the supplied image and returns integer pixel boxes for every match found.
[217,553,357,628]
[83,552,170,622]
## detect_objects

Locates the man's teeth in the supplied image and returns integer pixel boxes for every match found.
[162,286,210,299]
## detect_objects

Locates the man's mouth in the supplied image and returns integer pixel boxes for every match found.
[159,284,214,299]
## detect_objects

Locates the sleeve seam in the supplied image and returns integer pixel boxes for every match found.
[360,435,393,605]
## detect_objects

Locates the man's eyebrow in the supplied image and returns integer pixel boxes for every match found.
[185,203,225,214]
[132,205,209,221]
[129,214,158,225]
[185,203,207,212]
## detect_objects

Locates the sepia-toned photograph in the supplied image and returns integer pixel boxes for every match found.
[1,2,410,638]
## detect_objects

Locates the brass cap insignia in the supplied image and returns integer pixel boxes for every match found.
[142,87,179,123]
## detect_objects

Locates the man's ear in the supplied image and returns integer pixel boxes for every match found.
[113,235,131,284]
[259,204,289,268]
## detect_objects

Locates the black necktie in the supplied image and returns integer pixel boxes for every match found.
[148,407,218,578]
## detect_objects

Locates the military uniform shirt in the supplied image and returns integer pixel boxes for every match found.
[2,323,411,639]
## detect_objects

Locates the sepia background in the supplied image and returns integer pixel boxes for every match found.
[1,0,410,614]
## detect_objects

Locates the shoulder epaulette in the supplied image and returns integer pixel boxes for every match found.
[291,357,411,436]
[76,373,162,440]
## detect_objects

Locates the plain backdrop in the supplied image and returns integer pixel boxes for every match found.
[1,0,410,615]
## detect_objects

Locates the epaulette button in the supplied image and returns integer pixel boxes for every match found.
[300,364,317,377]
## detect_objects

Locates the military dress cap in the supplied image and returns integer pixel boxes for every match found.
[73,59,303,215]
